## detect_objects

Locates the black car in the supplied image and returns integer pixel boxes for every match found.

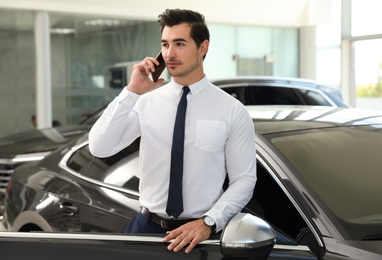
[0,107,104,203]
[0,77,347,211]
[0,213,315,260]
[2,106,382,259]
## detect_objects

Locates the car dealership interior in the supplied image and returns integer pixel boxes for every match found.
[2,1,382,259]
[1,0,382,138]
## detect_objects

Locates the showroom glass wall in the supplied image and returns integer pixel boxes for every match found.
[0,9,298,138]
[351,0,382,110]
[316,0,341,88]
[316,0,382,110]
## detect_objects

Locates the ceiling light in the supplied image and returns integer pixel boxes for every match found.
[84,19,120,26]
[50,28,75,34]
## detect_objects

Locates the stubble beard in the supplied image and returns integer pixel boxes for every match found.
[168,56,201,78]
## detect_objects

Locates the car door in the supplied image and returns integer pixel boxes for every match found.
[0,229,318,260]
[56,139,142,233]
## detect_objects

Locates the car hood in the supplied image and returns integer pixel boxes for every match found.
[0,125,91,159]
[326,238,382,259]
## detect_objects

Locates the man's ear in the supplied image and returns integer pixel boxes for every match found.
[200,40,209,57]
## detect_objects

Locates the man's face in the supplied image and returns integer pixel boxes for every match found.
[161,23,208,80]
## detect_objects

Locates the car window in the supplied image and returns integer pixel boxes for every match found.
[66,139,140,192]
[295,89,331,106]
[222,86,305,105]
[245,163,308,240]
[245,162,323,255]
[221,85,336,106]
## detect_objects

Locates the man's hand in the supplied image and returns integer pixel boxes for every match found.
[126,57,165,95]
[162,219,212,253]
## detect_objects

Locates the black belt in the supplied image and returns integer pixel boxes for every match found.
[140,207,196,230]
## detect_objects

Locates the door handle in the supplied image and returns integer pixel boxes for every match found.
[59,202,79,215]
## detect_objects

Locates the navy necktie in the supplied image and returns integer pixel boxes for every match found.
[166,86,190,218]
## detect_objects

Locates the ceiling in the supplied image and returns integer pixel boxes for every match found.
[0,0,332,31]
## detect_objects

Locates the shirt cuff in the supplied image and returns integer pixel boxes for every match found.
[117,87,140,103]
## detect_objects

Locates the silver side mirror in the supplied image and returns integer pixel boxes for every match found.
[220,213,277,259]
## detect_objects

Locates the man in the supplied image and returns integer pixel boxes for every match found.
[89,8,256,253]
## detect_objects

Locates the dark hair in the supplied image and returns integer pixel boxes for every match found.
[158,9,210,58]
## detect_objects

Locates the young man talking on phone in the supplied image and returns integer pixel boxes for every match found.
[89,9,256,254]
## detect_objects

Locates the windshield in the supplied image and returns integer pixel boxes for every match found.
[267,124,382,239]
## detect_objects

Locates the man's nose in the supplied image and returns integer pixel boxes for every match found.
[166,46,176,59]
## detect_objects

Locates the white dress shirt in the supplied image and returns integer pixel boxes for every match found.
[89,76,257,231]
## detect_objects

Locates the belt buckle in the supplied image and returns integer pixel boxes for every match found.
[160,219,166,229]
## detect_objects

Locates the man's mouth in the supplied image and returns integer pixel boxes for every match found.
[167,59,180,67]
[167,63,180,69]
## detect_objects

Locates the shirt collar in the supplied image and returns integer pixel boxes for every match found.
[170,76,209,96]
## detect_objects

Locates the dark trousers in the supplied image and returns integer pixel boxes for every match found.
[124,212,167,234]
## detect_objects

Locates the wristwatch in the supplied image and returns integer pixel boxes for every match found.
[203,215,216,233]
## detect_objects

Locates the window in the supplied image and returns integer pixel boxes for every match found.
[67,139,140,192]
[351,0,382,36]
[246,164,307,239]
[223,86,332,106]
[316,0,341,89]
[354,39,382,110]
[295,89,331,106]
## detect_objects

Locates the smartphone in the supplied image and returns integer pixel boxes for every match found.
[151,52,166,82]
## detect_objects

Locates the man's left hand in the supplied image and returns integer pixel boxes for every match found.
[162,219,212,253]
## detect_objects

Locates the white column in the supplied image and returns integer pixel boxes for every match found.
[299,26,317,80]
[34,11,52,129]
[341,0,355,106]
[340,39,354,106]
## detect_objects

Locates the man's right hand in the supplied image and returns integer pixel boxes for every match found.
[126,57,165,95]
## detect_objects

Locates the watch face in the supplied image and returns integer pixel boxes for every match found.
[204,216,215,226]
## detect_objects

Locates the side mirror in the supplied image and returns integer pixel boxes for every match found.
[220,213,277,259]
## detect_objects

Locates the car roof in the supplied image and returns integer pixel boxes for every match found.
[211,76,348,108]
[212,76,330,89]
[248,106,382,135]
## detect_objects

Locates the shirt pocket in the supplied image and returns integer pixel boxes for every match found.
[195,120,227,153]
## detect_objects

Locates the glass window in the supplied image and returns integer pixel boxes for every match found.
[67,139,140,192]
[223,86,301,105]
[316,0,341,48]
[268,126,382,239]
[205,25,298,79]
[295,89,331,106]
[316,48,341,88]
[352,0,382,36]
[50,14,159,125]
[354,39,382,110]
[0,9,36,137]
[0,9,300,137]
[316,0,341,89]
[246,164,307,241]
[222,86,332,106]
